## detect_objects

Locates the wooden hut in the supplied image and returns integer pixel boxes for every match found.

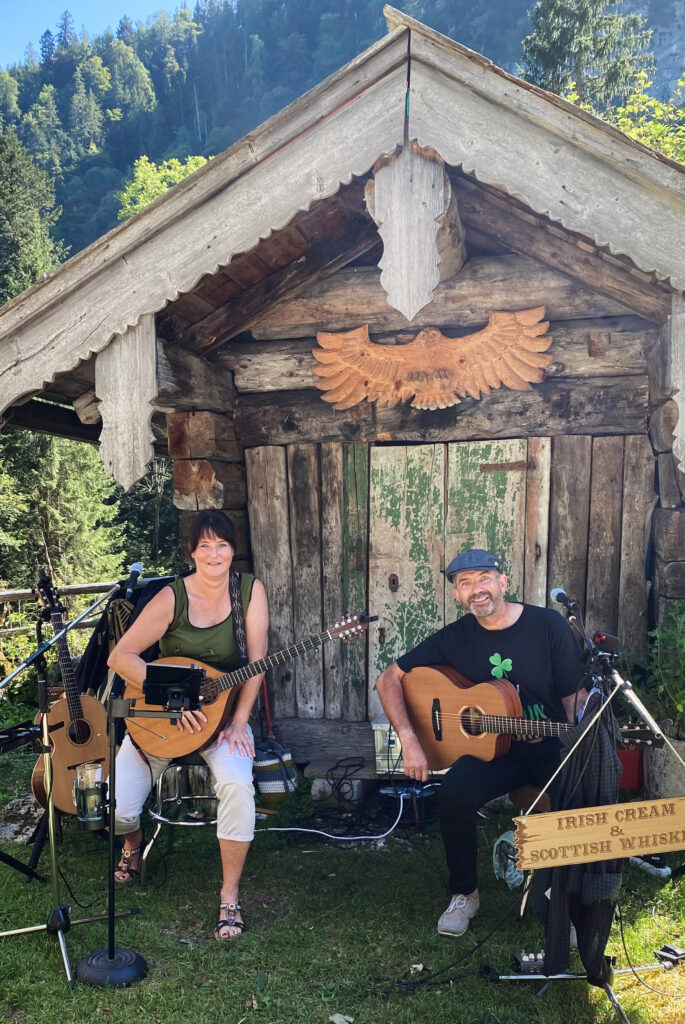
[1,7,684,772]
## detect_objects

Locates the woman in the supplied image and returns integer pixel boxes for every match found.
[107,509,269,940]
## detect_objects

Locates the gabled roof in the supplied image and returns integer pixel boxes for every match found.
[1,5,683,420]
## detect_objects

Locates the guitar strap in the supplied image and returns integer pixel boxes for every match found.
[229,571,249,667]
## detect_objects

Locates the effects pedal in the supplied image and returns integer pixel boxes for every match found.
[513,950,546,974]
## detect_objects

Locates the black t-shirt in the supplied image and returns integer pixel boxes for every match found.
[396,604,582,725]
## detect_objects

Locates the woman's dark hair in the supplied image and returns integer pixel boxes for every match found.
[188,510,236,555]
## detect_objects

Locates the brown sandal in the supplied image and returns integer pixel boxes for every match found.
[214,902,245,940]
[115,835,143,883]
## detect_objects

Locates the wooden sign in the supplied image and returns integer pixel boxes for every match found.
[515,796,685,870]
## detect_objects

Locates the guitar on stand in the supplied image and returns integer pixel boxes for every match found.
[31,571,109,815]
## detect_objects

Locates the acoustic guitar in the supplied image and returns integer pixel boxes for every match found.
[31,572,109,814]
[401,665,664,771]
[124,612,369,759]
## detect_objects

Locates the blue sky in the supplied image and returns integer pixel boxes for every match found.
[2,3,178,69]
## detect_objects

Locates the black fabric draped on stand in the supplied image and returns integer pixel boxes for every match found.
[532,689,624,981]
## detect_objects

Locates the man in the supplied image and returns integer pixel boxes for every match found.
[376,548,587,937]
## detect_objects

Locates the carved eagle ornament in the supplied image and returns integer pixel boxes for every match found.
[312,306,553,411]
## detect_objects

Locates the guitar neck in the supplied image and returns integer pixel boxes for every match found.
[49,611,83,720]
[480,713,573,740]
[211,628,335,692]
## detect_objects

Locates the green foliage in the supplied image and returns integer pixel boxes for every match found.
[647,601,685,738]
[116,153,209,219]
[19,84,71,179]
[69,66,104,154]
[114,457,185,575]
[521,0,654,108]
[602,70,685,162]
[0,71,21,127]
[0,428,124,589]
[0,126,66,305]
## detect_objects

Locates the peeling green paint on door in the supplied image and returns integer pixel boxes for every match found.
[367,445,445,719]
[445,439,527,622]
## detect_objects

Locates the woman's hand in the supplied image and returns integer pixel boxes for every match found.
[216,720,254,757]
[176,708,208,733]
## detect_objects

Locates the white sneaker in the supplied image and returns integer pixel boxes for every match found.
[437,890,479,936]
[629,855,672,879]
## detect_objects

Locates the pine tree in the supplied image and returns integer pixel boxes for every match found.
[39,30,55,66]
[0,127,66,305]
[521,0,654,108]
[69,66,103,153]
[56,10,78,52]
[19,84,71,179]
[0,72,21,127]
[0,429,123,588]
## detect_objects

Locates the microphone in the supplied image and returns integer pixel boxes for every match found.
[549,587,576,610]
[125,562,144,600]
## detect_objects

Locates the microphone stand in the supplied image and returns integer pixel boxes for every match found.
[77,693,191,987]
[76,696,149,987]
[0,583,121,692]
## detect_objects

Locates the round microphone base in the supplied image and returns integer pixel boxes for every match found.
[77,946,147,987]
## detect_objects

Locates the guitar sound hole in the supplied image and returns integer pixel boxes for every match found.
[461,709,482,737]
[67,719,93,745]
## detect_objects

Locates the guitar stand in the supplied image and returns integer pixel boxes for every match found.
[0,667,136,988]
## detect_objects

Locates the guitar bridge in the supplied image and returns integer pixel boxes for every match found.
[431,698,442,742]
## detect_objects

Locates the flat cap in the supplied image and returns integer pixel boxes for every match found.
[445,548,503,580]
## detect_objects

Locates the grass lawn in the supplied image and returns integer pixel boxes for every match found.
[0,749,683,1024]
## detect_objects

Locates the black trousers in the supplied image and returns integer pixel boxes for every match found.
[439,738,562,895]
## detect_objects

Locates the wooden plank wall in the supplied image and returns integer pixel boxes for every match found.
[247,442,369,724]
[246,432,655,743]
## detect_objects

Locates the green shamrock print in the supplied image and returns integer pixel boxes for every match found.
[489,653,512,679]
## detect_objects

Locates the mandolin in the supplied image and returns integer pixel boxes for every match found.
[124,612,370,759]
[31,572,109,814]
[401,665,664,771]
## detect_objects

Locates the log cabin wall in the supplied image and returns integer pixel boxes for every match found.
[161,276,671,765]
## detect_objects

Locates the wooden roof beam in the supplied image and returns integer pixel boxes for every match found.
[450,176,671,324]
[183,217,381,353]
[251,254,633,340]
[1,400,101,444]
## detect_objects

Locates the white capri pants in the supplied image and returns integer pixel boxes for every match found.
[114,727,256,842]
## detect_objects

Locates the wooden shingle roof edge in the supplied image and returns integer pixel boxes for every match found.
[0,29,409,415]
[0,25,408,341]
[2,8,685,419]
[384,4,685,183]
[383,6,685,292]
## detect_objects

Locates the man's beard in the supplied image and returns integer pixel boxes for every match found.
[468,592,499,618]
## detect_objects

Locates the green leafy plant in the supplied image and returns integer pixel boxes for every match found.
[647,601,685,739]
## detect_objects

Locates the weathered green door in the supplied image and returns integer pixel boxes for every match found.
[367,439,527,718]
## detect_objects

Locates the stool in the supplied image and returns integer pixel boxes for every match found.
[141,753,216,882]
[508,784,551,815]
